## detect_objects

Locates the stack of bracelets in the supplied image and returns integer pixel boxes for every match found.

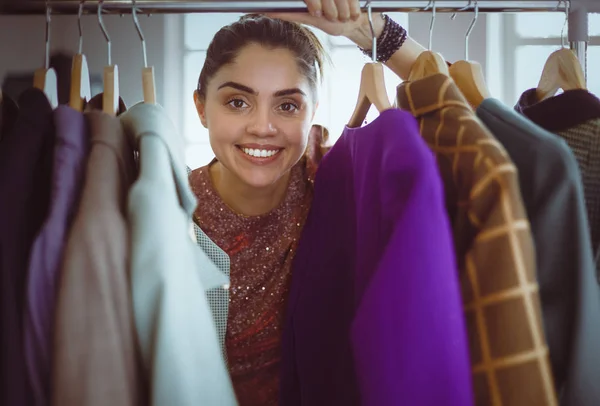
[358,14,408,63]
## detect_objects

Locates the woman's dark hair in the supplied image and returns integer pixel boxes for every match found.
[197,14,327,100]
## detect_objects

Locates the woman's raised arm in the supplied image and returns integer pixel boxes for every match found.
[268,6,426,81]
[344,12,426,80]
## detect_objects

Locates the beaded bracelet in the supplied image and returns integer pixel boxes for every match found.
[359,14,408,63]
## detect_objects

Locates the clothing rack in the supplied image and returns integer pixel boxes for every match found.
[0,0,592,75]
[0,0,575,14]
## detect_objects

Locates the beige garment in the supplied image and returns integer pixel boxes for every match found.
[397,74,557,406]
[52,109,142,406]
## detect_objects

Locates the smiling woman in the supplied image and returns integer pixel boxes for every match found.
[186,5,421,405]
[188,14,327,405]
[192,15,324,213]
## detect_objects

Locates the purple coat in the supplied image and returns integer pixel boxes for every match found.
[23,106,88,406]
[280,109,474,406]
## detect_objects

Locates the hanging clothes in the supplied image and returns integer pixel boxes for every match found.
[23,105,89,406]
[281,108,473,406]
[0,88,55,406]
[51,97,141,406]
[0,94,18,141]
[477,98,600,406]
[515,89,600,280]
[120,102,237,406]
[397,74,557,406]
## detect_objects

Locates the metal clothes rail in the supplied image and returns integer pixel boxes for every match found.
[0,0,571,15]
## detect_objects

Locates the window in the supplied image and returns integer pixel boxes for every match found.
[500,12,600,105]
[180,13,408,169]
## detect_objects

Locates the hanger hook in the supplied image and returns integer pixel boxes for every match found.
[132,1,148,67]
[78,1,84,54]
[451,0,471,20]
[363,0,376,62]
[98,0,111,66]
[45,0,51,69]
[559,0,569,48]
[427,0,436,50]
[464,0,478,60]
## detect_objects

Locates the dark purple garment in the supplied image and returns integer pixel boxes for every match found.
[1,94,19,141]
[23,106,89,406]
[0,89,55,406]
[515,88,600,133]
[280,109,473,406]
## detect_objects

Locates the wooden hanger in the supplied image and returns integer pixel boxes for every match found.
[142,66,156,104]
[102,65,119,115]
[408,51,449,82]
[536,1,586,101]
[347,3,391,128]
[35,4,58,108]
[69,3,92,112]
[536,48,586,101]
[407,1,449,82]
[69,55,92,112]
[133,4,156,104]
[347,62,392,128]
[449,61,490,107]
[98,1,119,115]
[448,0,490,107]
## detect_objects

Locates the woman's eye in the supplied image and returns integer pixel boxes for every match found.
[280,102,299,112]
[227,99,248,109]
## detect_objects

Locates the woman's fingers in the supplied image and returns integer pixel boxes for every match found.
[348,0,362,21]
[321,0,339,22]
[303,0,362,22]
[334,0,351,22]
[304,0,323,17]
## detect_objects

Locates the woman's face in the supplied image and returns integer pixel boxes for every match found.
[195,43,317,189]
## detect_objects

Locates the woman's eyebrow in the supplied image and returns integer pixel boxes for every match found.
[217,81,257,95]
[274,88,307,97]
[217,82,306,98]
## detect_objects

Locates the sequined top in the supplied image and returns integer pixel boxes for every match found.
[189,156,316,406]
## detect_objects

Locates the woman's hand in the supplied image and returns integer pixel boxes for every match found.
[303,0,362,22]
[267,7,385,50]
[268,1,426,80]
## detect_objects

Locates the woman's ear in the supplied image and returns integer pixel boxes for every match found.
[193,90,208,128]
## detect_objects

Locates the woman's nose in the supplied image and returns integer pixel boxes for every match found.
[246,109,277,137]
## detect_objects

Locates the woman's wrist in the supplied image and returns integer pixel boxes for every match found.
[358,14,407,63]
[344,12,386,49]
[345,12,426,81]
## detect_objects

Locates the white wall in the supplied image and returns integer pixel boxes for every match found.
[409,12,488,70]
[0,16,49,80]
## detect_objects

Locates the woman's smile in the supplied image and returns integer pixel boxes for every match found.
[236,144,284,165]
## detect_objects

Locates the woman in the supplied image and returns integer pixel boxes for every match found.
[188,1,425,404]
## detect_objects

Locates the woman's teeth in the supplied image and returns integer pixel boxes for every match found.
[242,148,280,158]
